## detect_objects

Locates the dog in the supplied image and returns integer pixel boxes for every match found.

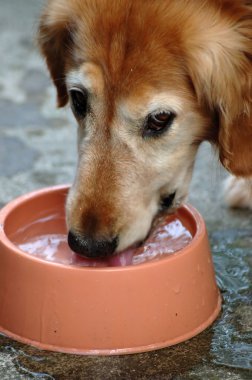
[38,0,252,259]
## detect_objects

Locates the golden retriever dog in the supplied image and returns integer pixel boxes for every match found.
[38,0,252,261]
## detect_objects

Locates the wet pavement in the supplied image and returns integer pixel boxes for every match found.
[0,1,251,379]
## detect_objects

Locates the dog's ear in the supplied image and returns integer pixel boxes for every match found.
[186,3,252,176]
[37,2,74,107]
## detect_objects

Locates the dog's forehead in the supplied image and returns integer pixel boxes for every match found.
[70,2,187,97]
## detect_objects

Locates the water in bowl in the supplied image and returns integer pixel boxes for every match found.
[13,212,192,267]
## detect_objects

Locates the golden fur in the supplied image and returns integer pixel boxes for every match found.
[38,0,252,253]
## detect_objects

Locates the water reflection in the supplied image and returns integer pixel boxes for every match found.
[0,343,52,380]
[210,230,252,370]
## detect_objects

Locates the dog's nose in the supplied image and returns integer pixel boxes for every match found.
[68,230,118,258]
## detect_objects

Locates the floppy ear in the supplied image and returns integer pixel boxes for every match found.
[186,3,252,176]
[37,2,74,107]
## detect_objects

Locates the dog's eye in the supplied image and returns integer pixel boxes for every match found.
[144,111,176,137]
[70,89,88,118]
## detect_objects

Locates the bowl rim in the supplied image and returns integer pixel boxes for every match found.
[0,185,206,273]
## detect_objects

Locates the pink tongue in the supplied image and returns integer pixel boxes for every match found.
[107,248,136,267]
[74,247,136,267]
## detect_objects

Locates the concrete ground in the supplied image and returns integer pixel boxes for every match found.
[0,1,251,379]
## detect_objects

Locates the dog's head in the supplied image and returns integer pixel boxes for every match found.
[38,0,252,257]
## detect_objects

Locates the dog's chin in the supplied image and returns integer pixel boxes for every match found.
[162,192,187,214]
[160,192,176,211]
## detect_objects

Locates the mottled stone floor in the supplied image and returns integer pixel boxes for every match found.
[0,1,251,379]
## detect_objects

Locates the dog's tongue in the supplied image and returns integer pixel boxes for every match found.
[74,247,136,267]
[107,247,135,267]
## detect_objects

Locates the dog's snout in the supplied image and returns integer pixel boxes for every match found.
[68,231,118,258]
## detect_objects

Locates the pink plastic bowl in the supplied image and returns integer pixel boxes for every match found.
[0,185,221,355]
